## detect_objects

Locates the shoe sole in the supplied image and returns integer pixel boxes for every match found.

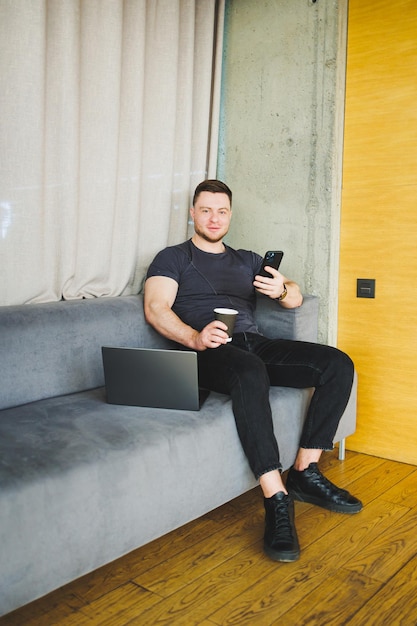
[263,543,300,562]
[288,488,363,514]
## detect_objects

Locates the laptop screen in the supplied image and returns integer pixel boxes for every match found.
[102,346,204,411]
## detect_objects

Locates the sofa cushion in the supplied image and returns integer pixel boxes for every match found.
[0,384,311,613]
[255,293,319,342]
[0,294,319,411]
[0,296,171,411]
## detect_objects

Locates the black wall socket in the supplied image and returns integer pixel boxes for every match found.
[357,278,376,298]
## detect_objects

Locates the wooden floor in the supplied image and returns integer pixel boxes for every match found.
[2,449,417,625]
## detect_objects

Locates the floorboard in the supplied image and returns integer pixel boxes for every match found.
[1,450,417,626]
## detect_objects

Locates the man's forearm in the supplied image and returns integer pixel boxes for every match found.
[144,302,201,350]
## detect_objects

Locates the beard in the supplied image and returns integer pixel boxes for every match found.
[193,223,228,244]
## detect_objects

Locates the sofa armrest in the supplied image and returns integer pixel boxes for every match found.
[255,294,319,343]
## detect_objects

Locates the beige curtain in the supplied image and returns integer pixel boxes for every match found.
[0,0,224,306]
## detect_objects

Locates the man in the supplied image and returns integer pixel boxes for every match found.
[144,179,362,562]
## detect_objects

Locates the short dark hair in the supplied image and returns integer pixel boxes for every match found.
[192,179,232,207]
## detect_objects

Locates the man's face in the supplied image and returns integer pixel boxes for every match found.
[190,191,232,243]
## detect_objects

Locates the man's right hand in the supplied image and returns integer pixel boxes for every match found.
[193,320,229,350]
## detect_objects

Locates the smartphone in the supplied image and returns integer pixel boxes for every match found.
[259,250,284,277]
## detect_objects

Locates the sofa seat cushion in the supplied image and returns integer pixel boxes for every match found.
[0,386,311,492]
[0,384,311,612]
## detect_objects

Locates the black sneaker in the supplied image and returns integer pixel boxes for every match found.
[263,491,300,562]
[286,462,363,514]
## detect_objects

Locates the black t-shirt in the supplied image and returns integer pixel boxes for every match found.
[146,239,263,334]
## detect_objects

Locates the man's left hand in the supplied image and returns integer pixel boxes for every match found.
[253,268,303,308]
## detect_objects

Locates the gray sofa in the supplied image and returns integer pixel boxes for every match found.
[0,293,357,616]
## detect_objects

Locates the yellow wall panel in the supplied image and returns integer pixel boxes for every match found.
[343,2,417,188]
[339,0,417,464]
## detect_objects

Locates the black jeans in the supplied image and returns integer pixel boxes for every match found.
[196,332,354,479]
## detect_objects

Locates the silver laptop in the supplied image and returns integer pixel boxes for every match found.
[101,346,208,411]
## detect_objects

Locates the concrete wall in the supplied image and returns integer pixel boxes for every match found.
[218,0,348,343]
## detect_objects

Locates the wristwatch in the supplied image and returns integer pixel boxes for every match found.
[277,284,287,301]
